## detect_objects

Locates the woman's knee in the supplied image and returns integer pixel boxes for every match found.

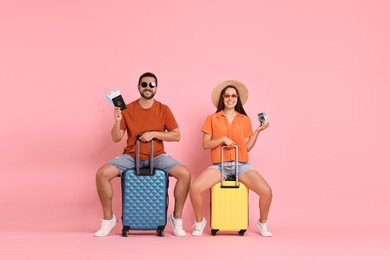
[189,181,199,194]
[263,185,273,199]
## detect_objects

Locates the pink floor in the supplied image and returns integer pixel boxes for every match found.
[1,226,389,259]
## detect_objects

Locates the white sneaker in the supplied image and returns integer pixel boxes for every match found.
[168,213,186,237]
[94,215,118,237]
[256,220,272,237]
[192,217,207,236]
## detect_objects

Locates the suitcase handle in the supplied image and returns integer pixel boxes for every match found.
[221,145,239,188]
[135,135,154,176]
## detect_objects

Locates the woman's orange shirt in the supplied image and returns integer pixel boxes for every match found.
[202,111,253,163]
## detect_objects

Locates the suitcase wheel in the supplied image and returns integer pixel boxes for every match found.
[238,230,246,236]
[122,228,129,237]
[156,230,165,237]
[211,229,218,236]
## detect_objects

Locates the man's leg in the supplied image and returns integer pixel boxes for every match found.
[96,164,121,219]
[94,164,120,237]
[168,164,191,218]
[166,164,190,236]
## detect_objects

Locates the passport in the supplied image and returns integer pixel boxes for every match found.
[106,89,127,110]
[112,95,127,110]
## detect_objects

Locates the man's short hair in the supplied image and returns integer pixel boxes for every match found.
[138,72,158,86]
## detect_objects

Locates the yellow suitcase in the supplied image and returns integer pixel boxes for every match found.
[210,146,249,236]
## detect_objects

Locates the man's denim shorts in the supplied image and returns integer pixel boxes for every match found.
[108,154,181,175]
[209,161,253,180]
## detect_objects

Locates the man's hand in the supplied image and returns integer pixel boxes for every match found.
[139,132,155,142]
[114,107,122,122]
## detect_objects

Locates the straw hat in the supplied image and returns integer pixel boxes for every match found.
[211,80,248,108]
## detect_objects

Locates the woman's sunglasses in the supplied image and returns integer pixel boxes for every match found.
[223,94,238,98]
[141,82,156,88]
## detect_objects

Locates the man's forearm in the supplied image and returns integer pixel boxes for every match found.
[111,121,123,143]
[151,130,180,142]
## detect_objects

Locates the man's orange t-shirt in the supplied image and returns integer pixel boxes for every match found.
[120,100,178,160]
[202,111,253,163]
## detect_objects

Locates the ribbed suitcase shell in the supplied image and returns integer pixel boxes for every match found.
[121,168,168,234]
[210,181,249,235]
[121,139,168,236]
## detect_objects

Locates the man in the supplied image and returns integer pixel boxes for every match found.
[94,72,191,237]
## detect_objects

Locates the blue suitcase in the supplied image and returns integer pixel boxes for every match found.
[121,139,169,237]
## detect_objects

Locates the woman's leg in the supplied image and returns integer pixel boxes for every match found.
[189,167,221,222]
[239,169,272,222]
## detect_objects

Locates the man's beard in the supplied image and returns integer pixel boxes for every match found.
[140,90,155,100]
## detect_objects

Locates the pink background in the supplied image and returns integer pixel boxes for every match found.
[1,0,389,259]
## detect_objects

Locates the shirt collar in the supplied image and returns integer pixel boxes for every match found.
[215,110,244,118]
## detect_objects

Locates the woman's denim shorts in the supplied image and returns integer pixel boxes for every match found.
[209,161,253,180]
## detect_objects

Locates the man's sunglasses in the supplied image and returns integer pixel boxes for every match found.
[223,94,238,98]
[141,82,157,88]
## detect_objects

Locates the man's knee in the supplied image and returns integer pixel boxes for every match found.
[96,164,119,180]
[170,164,191,182]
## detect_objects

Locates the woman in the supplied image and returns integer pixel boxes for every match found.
[189,80,273,237]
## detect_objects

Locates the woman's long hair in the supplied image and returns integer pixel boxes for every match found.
[216,85,247,116]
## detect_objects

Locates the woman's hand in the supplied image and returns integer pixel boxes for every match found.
[255,121,270,133]
[222,136,236,148]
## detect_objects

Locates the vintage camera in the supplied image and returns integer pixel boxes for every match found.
[257,112,268,126]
